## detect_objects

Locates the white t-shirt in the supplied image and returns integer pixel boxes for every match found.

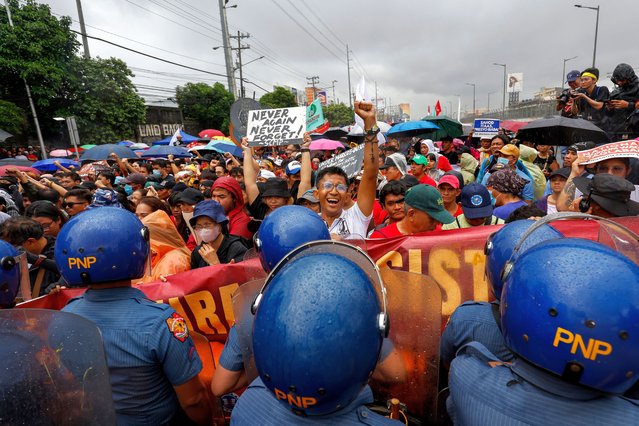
[327,203,372,240]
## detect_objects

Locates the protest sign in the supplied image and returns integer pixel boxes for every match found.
[246,106,306,147]
[474,119,500,137]
[578,140,639,165]
[229,98,263,144]
[306,99,325,132]
[317,144,364,178]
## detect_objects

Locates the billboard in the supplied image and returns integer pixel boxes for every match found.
[305,87,315,105]
[508,73,523,93]
[317,90,327,106]
[399,103,411,120]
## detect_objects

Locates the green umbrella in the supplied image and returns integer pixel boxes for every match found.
[420,116,463,140]
[80,144,97,149]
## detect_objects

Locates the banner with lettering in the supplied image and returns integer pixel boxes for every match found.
[19,218,639,342]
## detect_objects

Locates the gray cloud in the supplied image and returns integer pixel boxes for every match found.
[47,0,636,120]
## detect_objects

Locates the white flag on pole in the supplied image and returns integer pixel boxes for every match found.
[169,127,181,146]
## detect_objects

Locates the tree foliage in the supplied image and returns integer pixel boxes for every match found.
[0,0,78,110]
[59,57,146,143]
[0,100,26,135]
[323,103,354,127]
[259,86,297,109]
[176,82,234,133]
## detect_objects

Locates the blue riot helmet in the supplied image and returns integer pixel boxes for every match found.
[55,207,150,285]
[501,238,639,394]
[254,205,330,272]
[0,240,21,308]
[484,219,562,300]
[252,242,387,416]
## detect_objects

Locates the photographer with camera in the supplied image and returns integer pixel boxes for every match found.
[605,63,639,141]
[571,68,610,132]
[556,70,581,117]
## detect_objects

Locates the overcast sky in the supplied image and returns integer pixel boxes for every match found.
[45,0,636,120]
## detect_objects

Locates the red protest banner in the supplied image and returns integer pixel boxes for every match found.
[579,140,639,165]
[18,217,639,341]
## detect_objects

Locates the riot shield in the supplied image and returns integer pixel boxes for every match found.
[231,279,264,384]
[369,269,442,424]
[0,308,115,425]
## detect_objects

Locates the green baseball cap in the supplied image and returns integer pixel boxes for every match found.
[405,184,455,224]
[412,154,428,166]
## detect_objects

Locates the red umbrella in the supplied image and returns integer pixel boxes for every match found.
[199,129,224,138]
[502,120,530,133]
[0,165,41,176]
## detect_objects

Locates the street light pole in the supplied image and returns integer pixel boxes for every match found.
[488,91,496,112]
[466,83,476,118]
[4,1,47,159]
[54,117,81,161]
[493,63,507,119]
[574,4,600,67]
[562,56,578,89]
[217,0,237,96]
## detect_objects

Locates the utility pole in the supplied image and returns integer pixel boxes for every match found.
[3,1,47,159]
[230,31,250,98]
[75,0,90,58]
[218,0,237,96]
[306,76,320,101]
[374,81,378,110]
[346,44,352,108]
[331,80,337,104]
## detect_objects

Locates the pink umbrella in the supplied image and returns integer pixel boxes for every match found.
[50,149,74,157]
[199,129,224,138]
[0,165,41,176]
[310,139,346,151]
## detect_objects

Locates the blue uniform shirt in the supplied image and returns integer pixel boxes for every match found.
[448,342,639,425]
[63,286,202,425]
[440,301,513,367]
[231,377,401,425]
[219,324,244,371]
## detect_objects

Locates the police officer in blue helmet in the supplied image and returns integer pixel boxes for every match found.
[448,238,639,424]
[56,207,212,425]
[440,219,563,366]
[211,205,331,397]
[231,242,400,425]
[0,240,23,309]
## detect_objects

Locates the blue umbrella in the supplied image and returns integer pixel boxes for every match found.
[32,158,80,172]
[80,144,137,161]
[141,145,192,159]
[117,140,135,146]
[152,130,200,145]
[191,141,243,157]
[387,121,440,137]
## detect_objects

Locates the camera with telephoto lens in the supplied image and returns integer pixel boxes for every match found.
[557,89,572,104]
[570,88,587,98]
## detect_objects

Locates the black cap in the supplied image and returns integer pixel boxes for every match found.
[548,167,571,180]
[574,174,639,217]
[260,178,290,198]
[567,141,596,153]
[175,188,205,205]
[159,179,176,190]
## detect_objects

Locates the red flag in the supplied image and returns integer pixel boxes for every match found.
[435,100,442,116]
[427,105,431,115]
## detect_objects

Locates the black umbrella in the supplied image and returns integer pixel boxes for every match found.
[0,158,33,167]
[0,129,13,142]
[517,116,609,146]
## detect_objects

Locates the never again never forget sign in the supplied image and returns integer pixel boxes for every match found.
[247,106,306,146]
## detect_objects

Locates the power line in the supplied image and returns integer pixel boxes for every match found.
[122,0,219,42]
[72,31,230,79]
[269,0,345,64]
[283,0,344,54]
[299,0,346,47]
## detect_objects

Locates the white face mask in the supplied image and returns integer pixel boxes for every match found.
[197,226,220,243]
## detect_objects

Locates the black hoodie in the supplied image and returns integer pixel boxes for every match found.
[606,63,639,139]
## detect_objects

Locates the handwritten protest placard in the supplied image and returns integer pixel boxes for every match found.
[579,140,639,165]
[247,106,306,147]
[317,144,365,178]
